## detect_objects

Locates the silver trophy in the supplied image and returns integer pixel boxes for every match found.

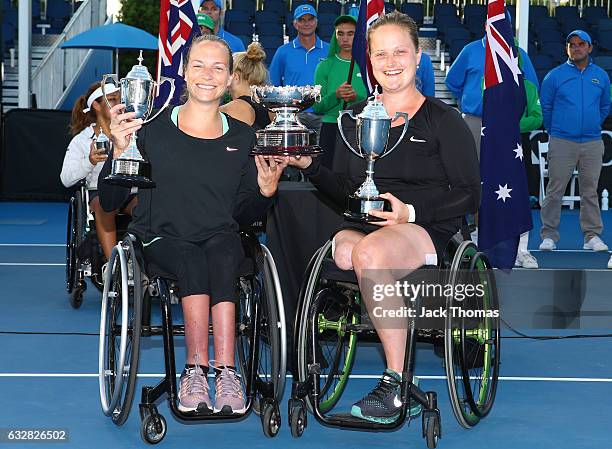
[337,88,410,222]
[101,51,175,188]
[250,85,323,156]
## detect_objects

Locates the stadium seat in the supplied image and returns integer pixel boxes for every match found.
[583,6,608,27]
[595,55,612,71]
[531,17,561,33]
[317,1,342,16]
[449,38,470,61]
[538,42,566,62]
[436,14,462,40]
[228,21,255,37]
[560,18,589,36]
[384,2,396,13]
[444,26,470,46]
[317,12,338,27]
[400,2,424,27]
[47,0,71,21]
[598,29,612,54]
[231,0,257,16]
[236,34,251,48]
[434,2,458,23]
[529,5,549,24]
[463,4,486,22]
[555,5,579,24]
[255,10,281,26]
[225,9,252,26]
[257,22,284,37]
[262,0,287,14]
[537,28,564,44]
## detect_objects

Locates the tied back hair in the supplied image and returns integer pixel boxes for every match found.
[233,42,268,86]
[69,82,100,136]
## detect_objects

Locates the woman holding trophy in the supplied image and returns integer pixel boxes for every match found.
[288,12,480,424]
[60,82,137,263]
[99,34,287,415]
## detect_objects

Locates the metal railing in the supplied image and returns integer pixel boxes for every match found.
[31,0,107,109]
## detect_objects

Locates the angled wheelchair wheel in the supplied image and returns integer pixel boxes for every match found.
[98,236,142,425]
[66,191,86,298]
[296,241,358,414]
[444,241,500,428]
[236,241,286,415]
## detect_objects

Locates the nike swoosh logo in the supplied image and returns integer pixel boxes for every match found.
[410,136,426,143]
[393,395,402,408]
[226,146,239,152]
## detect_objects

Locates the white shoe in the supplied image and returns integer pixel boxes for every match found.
[515,251,539,269]
[583,236,609,252]
[608,254,612,269]
[539,238,556,251]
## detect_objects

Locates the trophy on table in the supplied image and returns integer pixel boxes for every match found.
[101,51,175,188]
[337,87,410,222]
[250,85,323,156]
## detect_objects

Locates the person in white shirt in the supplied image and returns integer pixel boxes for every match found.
[60,82,136,262]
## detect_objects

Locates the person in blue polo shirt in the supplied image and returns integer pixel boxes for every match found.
[199,0,246,53]
[269,4,330,136]
[416,52,435,97]
[539,30,611,253]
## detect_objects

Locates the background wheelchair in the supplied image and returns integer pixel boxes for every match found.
[98,231,287,444]
[65,180,130,308]
[288,233,500,448]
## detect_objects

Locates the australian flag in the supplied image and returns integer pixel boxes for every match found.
[156,0,199,106]
[478,0,532,269]
[352,0,385,95]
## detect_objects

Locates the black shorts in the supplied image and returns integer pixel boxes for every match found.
[333,220,458,261]
[143,232,244,304]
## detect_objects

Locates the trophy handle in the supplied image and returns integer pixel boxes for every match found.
[337,110,362,159]
[384,112,410,157]
[100,74,119,111]
[145,76,176,123]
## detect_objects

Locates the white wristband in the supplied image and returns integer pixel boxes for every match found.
[405,204,416,223]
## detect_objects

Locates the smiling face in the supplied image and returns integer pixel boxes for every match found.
[184,40,233,104]
[294,14,317,38]
[368,24,421,94]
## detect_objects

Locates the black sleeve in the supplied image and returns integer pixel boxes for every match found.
[302,130,355,208]
[233,136,277,226]
[97,127,146,212]
[412,109,481,223]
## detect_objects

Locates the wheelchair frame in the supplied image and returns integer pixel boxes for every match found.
[288,235,500,448]
[98,232,287,444]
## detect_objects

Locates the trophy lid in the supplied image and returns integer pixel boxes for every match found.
[360,86,389,120]
[125,51,152,81]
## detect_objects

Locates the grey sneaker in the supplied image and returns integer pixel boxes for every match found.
[178,364,212,414]
[213,365,246,414]
[583,236,609,252]
[539,238,556,251]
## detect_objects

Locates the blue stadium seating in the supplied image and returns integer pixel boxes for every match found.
[258,23,284,37]
[529,5,549,24]
[449,38,470,61]
[531,17,561,32]
[400,2,424,27]
[231,0,257,16]
[463,4,486,21]
[384,2,396,13]
[255,10,281,26]
[444,26,470,46]
[538,41,566,62]
[318,1,342,16]
[225,9,252,27]
[555,5,579,24]
[236,34,251,49]
[583,6,608,27]
[317,12,338,27]
[560,18,589,36]
[228,21,255,37]
[434,2,458,23]
[595,55,612,71]
[262,0,287,14]
[537,28,564,44]
[598,29,612,54]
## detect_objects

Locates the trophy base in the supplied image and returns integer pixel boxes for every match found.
[250,145,323,156]
[251,128,323,156]
[344,195,392,223]
[103,158,155,189]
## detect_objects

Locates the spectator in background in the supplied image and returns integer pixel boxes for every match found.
[313,15,367,169]
[445,15,541,268]
[539,30,611,253]
[197,13,215,35]
[199,0,246,53]
[416,52,435,97]
[269,4,330,136]
[221,42,274,130]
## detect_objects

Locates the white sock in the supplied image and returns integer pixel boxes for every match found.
[518,231,529,253]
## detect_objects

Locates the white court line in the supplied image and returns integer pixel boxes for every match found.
[0,373,611,382]
[0,263,64,266]
[0,243,66,247]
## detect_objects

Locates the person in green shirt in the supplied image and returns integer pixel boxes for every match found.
[313,15,367,169]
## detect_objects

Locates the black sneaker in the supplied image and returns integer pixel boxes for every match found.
[351,369,403,423]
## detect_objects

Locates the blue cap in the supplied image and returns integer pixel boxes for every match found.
[566,30,592,45]
[201,0,224,10]
[294,4,317,19]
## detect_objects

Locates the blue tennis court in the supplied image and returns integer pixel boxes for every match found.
[1,202,611,449]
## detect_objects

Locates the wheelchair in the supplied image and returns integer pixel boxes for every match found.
[288,232,500,448]
[98,231,287,444]
[66,180,130,309]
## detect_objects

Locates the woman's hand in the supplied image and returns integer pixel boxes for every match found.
[109,104,143,158]
[254,155,289,197]
[368,192,412,226]
[88,141,107,165]
[285,155,312,169]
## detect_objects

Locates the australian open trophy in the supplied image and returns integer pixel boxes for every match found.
[101,51,175,188]
[250,85,323,156]
[337,88,410,222]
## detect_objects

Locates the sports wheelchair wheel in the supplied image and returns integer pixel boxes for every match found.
[444,240,500,428]
[296,241,359,414]
[99,235,142,425]
[66,189,86,308]
[236,237,286,414]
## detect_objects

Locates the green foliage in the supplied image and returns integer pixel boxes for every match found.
[117,0,160,77]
